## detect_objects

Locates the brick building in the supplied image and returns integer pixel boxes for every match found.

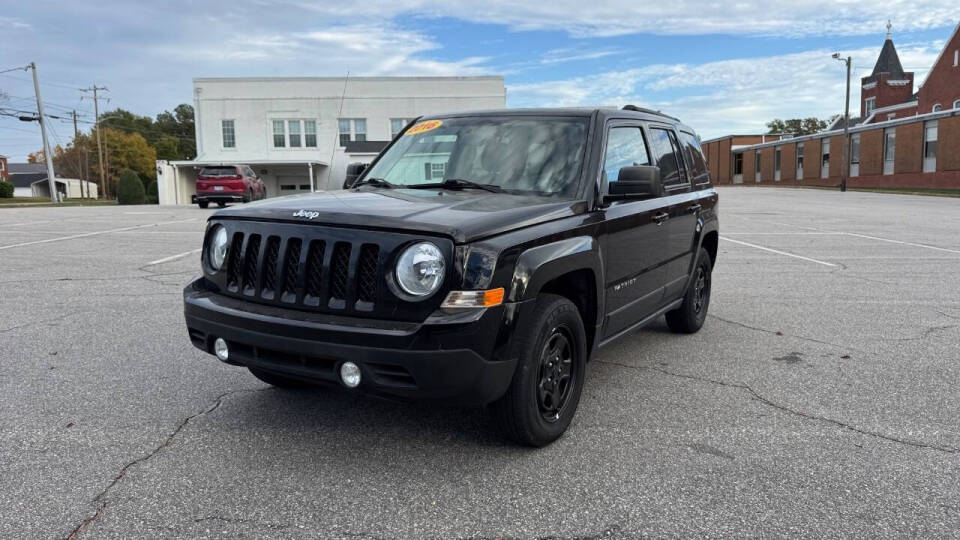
[704,21,960,190]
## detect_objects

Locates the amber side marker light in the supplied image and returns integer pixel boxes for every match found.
[441,288,505,308]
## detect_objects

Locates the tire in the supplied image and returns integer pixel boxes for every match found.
[665,247,713,334]
[198,201,209,209]
[243,189,252,203]
[217,201,227,208]
[491,294,587,447]
[248,367,315,389]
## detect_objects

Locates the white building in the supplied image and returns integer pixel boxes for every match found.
[157,76,506,205]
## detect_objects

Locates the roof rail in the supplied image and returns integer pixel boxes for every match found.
[621,104,680,121]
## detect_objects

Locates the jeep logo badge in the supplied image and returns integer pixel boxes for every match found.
[293,209,320,220]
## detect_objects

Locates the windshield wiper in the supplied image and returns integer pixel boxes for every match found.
[408,178,503,193]
[353,177,395,189]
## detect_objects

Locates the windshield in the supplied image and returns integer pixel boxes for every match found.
[363,116,590,197]
[199,166,239,177]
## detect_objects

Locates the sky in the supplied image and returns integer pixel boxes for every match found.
[1,1,958,162]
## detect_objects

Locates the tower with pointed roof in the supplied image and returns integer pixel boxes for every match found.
[860,22,915,118]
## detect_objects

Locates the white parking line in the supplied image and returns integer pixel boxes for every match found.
[719,236,838,267]
[841,232,960,255]
[146,248,202,266]
[0,218,196,251]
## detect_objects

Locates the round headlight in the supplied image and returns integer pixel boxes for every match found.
[395,242,445,297]
[208,225,228,272]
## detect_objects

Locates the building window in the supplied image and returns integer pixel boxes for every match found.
[221,120,235,148]
[391,118,413,138]
[796,143,804,177]
[272,120,285,148]
[338,118,367,146]
[883,127,895,175]
[288,120,302,147]
[304,120,317,147]
[933,104,942,112]
[865,97,876,115]
[755,151,762,182]
[850,133,860,177]
[887,113,896,121]
[774,147,781,181]
[734,153,743,175]
[821,138,830,179]
[954,99,960,109]
[923,120,938,173]
[955,50,958,67]
[426,162,446,180]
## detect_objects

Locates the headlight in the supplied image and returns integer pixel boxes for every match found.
[395,242,445,297]
[207,225,228,272]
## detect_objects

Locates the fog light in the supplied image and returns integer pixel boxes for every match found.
[213,338,229,361]
[340,361,361,388]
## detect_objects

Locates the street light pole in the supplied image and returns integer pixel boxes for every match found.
[28,62,59,203]
[833,53,851,193]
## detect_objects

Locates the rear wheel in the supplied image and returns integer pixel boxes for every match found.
[665,247,713,333]
[492,294,586,447]
[243,189,252,203]
[216,201,227,208]
[198,201,209,209]
[248,367,314,389]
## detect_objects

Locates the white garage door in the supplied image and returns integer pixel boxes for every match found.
[277,176,312,195]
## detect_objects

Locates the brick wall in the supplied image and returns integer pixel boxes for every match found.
[918,25,960,113]
[761,147,775,181]
[859,128,884,177]
[828,135,843,179]
[743,148,756,181]
[940,116,960,171]
[719,138,731,183]
[781,144,796,181]
[802,138,821,182]
[894,122,923,174]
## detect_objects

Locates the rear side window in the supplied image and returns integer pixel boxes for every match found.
[647,128,686,187]
[680,132,709,184]
[199,166,238,177]
[602,127,651,183]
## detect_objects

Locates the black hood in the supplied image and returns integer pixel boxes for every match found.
[213,189,586,243]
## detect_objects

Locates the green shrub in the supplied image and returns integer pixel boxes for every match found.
[116,169,145,205]
[145,180,159,204]
[0,181,13,198]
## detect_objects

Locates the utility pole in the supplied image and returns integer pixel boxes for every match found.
[28,62,59,204]
[832,53,851,193]
[72,109,85,199]
[82,85,108,199]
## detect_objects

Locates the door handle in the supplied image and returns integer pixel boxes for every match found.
[653,212,670,225]
[686,204,702,213]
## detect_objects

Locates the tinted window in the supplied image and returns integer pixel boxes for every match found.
[648,128,684,186]
[680,131,708,183]
[199,166,238,177]
[602,127,651,183]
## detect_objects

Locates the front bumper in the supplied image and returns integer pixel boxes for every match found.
[183,278,522,404]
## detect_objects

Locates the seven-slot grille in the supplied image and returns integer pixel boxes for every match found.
[222,229,382,313]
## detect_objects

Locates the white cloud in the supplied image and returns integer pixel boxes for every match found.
[507,41,944,138]
[287,0,958,38]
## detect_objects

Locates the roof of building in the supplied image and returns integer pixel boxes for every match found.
[8,162,46,174]
[866,38,908,81]
[827,115,864,131]
[10,172,46,188]
[344,141,391,154]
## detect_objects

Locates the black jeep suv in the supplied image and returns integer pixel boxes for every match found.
[184,107,718,446]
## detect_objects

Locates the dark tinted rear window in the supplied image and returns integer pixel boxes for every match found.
[199,166,239,177]
[680,132,709,184]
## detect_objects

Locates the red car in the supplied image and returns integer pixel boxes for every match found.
[194,165,266,208]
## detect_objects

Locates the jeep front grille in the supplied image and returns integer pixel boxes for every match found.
[221,228,386,314]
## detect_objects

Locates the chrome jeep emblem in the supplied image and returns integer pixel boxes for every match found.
[293,209,320,220]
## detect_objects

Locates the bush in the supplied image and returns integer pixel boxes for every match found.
[116,169,145,205]
[145,180,158,204]
[0,181,13,198]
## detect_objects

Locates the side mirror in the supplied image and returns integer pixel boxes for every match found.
[607,165,662,199]
[343,162,369,189]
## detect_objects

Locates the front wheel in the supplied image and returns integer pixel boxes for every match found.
[665,247,713,333]
[491,294,586,447]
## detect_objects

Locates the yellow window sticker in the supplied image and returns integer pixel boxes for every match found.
[405,120,443,136]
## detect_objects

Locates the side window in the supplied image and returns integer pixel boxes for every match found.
[602,126,651,184]
[680,131,709,183]
[648,128,685,187]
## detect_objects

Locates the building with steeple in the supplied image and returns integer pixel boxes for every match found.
[860,22,917,121]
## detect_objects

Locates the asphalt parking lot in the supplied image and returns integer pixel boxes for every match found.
[1,187,959,538]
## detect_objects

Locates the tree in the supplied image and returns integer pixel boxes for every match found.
[27,150,45,164]
[766,117,830,136]
[88,128,157,197]
[116,169,145,205]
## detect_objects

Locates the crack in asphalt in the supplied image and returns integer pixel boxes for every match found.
[707,314,869,353]
[0,311,90,334]
[65,387,267,539]
[192,515,291,531]
[595,359,960,455]
[881,324,958,342]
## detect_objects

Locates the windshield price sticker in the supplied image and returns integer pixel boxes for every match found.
[405,120,443,135]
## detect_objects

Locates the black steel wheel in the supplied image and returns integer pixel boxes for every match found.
[665,247,713,333]
[492,294,586,447]
[198,201,209,209]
